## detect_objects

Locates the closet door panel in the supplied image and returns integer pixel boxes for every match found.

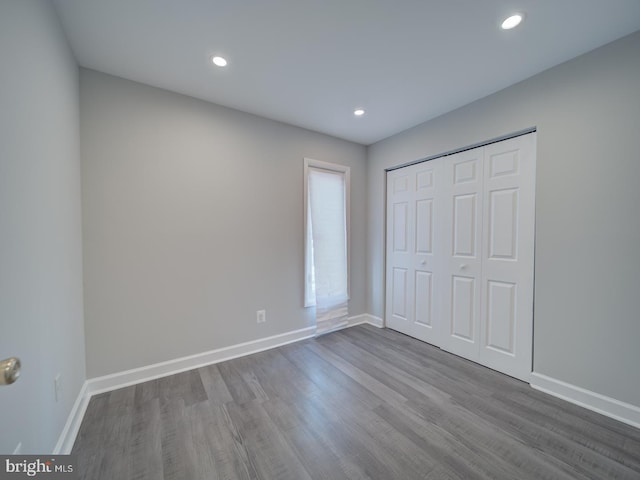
[391,267,408,320]
[488,188,518,261]
[386,170,413,334]
[392,201,409,253]
[441,148,484,361]
[480,134,536,381]
[485,280,516,354]
[415,199,433,254]
[451,275,476,340]
[414,271,433,327]
[412,159,443,344]
[453,193,478,256]
[385,159,443,345]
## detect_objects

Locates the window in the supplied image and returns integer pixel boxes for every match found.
[304,158,350,311]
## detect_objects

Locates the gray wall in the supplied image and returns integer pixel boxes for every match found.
[80,69,367,377]
[367,31,640,407]
[0,0,86,453]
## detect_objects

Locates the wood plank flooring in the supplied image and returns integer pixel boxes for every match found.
[72,325,640,479]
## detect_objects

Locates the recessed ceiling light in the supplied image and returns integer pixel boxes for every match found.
[354,109,365,116]
[501,13,524,30]
[212,56,228,67]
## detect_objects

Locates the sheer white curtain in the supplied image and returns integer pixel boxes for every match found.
[305,163,349,336]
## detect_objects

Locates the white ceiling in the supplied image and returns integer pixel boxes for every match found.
[53,0,640,145]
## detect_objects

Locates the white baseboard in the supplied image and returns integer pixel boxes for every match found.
[88,317,383,396]
[530,372,640,430]
[56,316,386,452]
[53,381,90,454]
[87,325,317,396]
[58,322,640,455]
[348,313,384,328]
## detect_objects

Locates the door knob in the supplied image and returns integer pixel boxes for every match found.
[420,260,426,265]
[459,264,468,270]
[0,357,21,385]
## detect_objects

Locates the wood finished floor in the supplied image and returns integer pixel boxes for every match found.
[73,325,640,479]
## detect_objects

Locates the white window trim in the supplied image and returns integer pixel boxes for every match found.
[303,157,351,307]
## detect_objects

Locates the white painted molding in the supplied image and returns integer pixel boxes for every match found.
[367,314,384,328]
[87,326,316,396]
[348,313,384,328]
[530,372,640,430]
[57,318,386,452]
[87,317,382,397]
[53,381,90,454]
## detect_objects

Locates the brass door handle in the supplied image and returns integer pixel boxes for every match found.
[0,357,21,385]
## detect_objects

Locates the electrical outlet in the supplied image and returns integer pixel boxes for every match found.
[54,374,61,402]
[256,309,266,323]
[13,442,22,455]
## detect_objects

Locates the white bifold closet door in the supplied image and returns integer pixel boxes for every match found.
[477,135,536,379]
[385,133,536,382]
[439,147,485,361]
[386,157,444,346]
